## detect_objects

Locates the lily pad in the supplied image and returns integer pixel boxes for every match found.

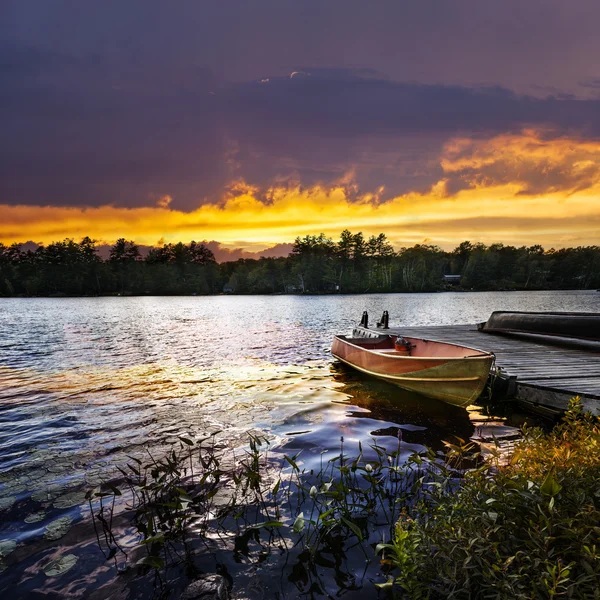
[2,478,28,494]
[84,470,106,487]
[53,491,87,509]
[24,511,47,524]
[44,516,73,541]
[43,554,78,577]
[47,460,73,474]
[31,488,59,503]
[0,497,16,511]
[64,476,86,489]
[0,540,17,558]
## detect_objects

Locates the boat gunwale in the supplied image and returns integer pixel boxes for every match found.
[332,354,484,382]
[334,334,494,362]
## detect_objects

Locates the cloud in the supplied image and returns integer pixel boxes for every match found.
[441,129,600,195]
[3,46,600,212]
[156,195,173,209]
[219,72,600,202]
[2,130,600,250]
[0,42,102,80]
[579,78,600,89]
[201,241,293,262]
[223,71,600,140]
[0,41,226,210]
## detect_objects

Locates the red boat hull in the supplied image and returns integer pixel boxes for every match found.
[331,335,494,406]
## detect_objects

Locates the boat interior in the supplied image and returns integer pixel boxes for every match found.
[336,334,491,359]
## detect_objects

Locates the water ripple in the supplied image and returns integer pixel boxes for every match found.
[0,291,596,596]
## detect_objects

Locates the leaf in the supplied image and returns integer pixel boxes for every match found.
[320,481,333,493]
[319,508,335,521]
[375,579,394,590]
[248,521,284,530]
[540,468,562,497]
[44,517,73,541]
[105,484,122,497]
[272,479,281,496]
[43,554,79,577]
[141,534,166,545]
[0,540,16,558]
[179,437,194,446]
[127,463,140,476]
[292,512,305,534]
[94,491,114,498]
[24,511,46,524]
[175,487,192,500]
[137,555,164,569]
[341,516,363,541]
[0,497,16,512]
[284,455,300,470]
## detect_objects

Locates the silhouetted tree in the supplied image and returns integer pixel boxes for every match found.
[1,234,598,296]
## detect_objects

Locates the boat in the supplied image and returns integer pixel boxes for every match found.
[478,311,600,343]
[331,333,494,407]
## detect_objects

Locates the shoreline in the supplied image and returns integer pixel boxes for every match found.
[0,287,596,299]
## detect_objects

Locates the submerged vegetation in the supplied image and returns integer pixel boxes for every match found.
[90,399,600,598]
[1,232,599,296]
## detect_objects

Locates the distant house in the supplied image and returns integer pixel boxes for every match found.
[442,274,462,284]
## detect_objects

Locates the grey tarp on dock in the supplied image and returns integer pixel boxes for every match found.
[360,324,600,414]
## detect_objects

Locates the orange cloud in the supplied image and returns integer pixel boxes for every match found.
[156,195,172,209]
[2,130,600,251]
[441,129,600,195]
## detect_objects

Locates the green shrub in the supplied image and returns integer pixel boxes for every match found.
[380,398,600,599]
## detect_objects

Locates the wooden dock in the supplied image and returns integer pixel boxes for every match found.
[359,324,600,415]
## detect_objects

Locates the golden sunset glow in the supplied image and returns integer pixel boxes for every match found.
[3,130,600,251]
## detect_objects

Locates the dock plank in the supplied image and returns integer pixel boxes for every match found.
[362,323,600,412]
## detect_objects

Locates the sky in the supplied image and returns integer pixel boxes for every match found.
[2,0,600,254]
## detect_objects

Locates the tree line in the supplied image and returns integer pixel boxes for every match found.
[0,232,599,296]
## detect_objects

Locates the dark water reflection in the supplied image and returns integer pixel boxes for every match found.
[0,292,596,598]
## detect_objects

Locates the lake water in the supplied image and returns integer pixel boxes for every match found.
[0,291,598,598]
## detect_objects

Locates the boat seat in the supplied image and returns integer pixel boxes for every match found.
[376,349,411,356]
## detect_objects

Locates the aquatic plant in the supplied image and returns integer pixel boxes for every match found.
[89,398,600,598]
[89,428,424,595]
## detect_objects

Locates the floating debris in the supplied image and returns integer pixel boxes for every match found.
[43,516,73,541]
[43,554,79,577]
